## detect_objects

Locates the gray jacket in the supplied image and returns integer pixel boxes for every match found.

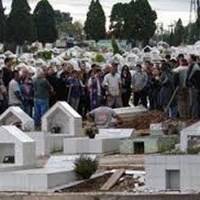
[132,70,148,91]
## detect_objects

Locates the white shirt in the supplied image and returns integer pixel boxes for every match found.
[103,73,121,96]
[8,79,22,105]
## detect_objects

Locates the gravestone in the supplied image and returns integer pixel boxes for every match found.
[0,126,36,167]
[180,121,200,152]
[0,107,34,131]
[42,101,82,136]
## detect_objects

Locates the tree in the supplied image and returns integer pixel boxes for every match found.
[84,0,106,41]
[54,10,73,25]
[112,36,121,55]
[110,3,129,39]
[54,10,73,37]
[123,0,136,42]
[0,0,5,43]
[6,0,36,45]
[133,0,157,46]
[174,19,185,46]
[34,0,57,45]
[59,21,85,40]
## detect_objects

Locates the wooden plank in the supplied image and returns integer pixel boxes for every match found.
[100,169,125,191]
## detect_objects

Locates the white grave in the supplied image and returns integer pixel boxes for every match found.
[0,126,36,168]
[42,101,82,136]
[145,155,200,192]
[0,107,34,131]
[0,166,75,192]
[0,155,85,192]
[180,121,200,152]
[26,132,50,157]
[64,129,133,154]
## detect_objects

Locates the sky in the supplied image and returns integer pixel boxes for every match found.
[2,0,192,28]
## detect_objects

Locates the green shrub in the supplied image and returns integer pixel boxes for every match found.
[111,36,121,55]
[74,155,98,179]
[37,50,52,60]
[95,53,105,63]
[158,136,179,153]
[188,146,200,154]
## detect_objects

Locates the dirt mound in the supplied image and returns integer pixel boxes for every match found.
[118,111,167,130]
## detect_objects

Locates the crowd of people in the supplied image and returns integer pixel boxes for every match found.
[0,53,200,128]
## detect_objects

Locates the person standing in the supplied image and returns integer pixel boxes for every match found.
[66,70,81,111]
[88,69,103,110]
[2,58,13,88]
[173,58,190,119]
[103,63,122,108]
[186,55,200,119]
[33,69,52,128]
[0,70,7,114]
[132,64,148,108]
[159,63,176,118]
[121,65,132,107]
[8,70,23,108]
[21,77,34,117]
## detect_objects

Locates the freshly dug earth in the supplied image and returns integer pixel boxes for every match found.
[110,175,144,192]
[118,111,167,130]
[62,174,111,192]
[61,173,141,193]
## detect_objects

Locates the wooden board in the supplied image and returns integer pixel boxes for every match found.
[100,169,125,191]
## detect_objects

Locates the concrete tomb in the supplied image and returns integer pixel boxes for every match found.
[0,155,77,192]
[64,129,133,154]
[120,124,178,154]
[0,107,34,131]
[120,124,163,154]
[180,121,200,152]
[145,155,200,192]
[42,101,82,136]
[120,136,160,154]
[28,101,83,156]
[0,126,35,168]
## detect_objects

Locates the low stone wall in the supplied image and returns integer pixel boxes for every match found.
[0,193,200,200]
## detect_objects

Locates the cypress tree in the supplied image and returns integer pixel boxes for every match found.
[33,0,57,45]
[0,0,5,43]
[174,19,185,46]
[134,0,157,46]
[84,0,106,41]
[6,0,36,45]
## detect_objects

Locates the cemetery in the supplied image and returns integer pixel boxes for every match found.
[0,0,200,198]
[0,101,197,194]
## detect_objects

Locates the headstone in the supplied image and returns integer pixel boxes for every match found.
[0,107,34,131]
[42,101,82,136]
[0,126,35,167]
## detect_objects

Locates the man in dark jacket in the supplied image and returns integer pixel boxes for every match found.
[186,54,200,119]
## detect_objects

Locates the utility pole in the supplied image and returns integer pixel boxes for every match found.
[188,0,198,42]
[189,0,197,24]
